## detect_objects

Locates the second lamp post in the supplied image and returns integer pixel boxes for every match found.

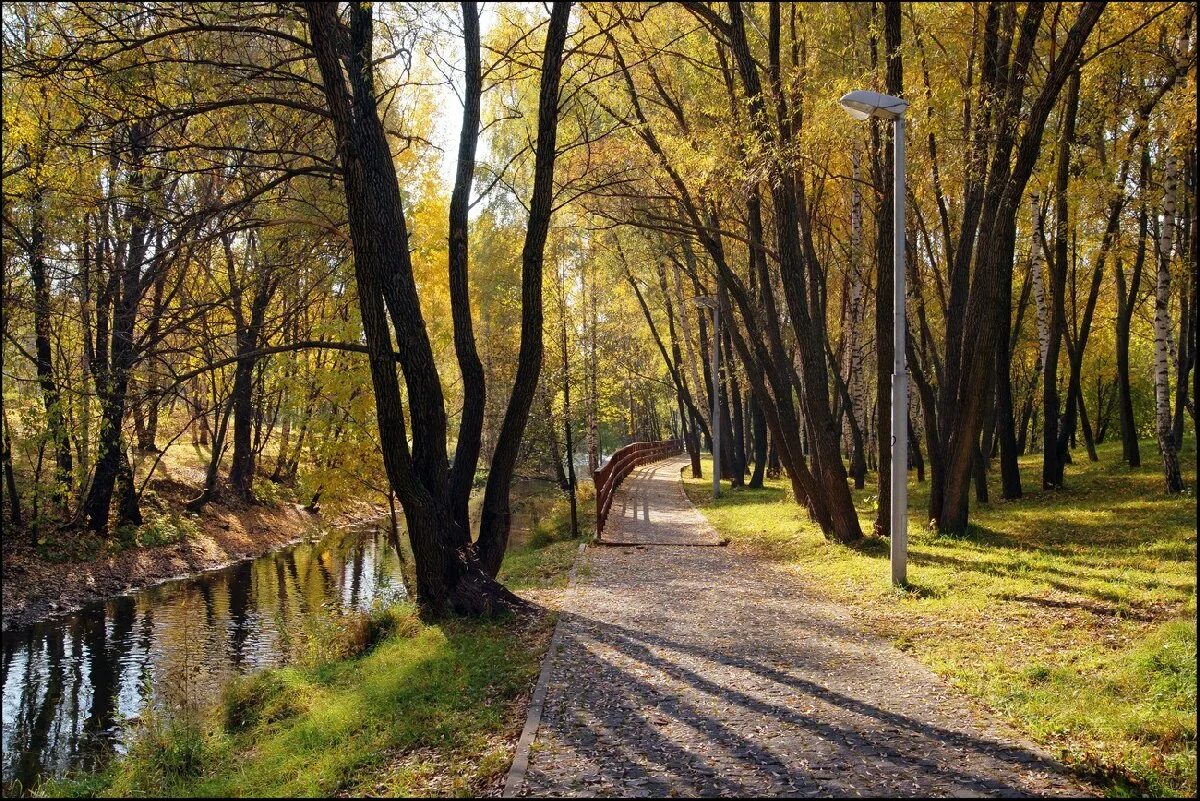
[838,89,909,587]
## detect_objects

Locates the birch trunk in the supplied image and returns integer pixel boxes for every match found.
[846,149,868,488]
[1154,154,1185,492]
[586,259,599,473]
[1031,193,1050,377]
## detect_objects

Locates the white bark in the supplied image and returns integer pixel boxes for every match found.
[586,258,599,473]
[1030,192,1050,371]
[1153,153,1184,491]
[845,149,867,447]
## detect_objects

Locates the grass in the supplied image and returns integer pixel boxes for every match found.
[42,481,590,798]
[683,438,1196,797]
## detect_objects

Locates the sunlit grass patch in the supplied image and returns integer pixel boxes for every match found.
[46,603,556,798]
[683,439,1196,796]
[41,484,583,798]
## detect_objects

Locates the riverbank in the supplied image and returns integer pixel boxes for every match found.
[37,482,589,798]
[682,440,1197,796]
[1,498,385,631]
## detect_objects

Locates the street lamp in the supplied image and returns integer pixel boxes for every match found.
[694,296,720,500]
[839,89,909,587]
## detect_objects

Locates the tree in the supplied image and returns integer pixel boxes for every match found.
[305,1,572,613]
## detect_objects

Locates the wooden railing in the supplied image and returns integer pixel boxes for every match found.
[593,439,683,538]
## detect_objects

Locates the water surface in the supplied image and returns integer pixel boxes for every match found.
[1,522,405,793]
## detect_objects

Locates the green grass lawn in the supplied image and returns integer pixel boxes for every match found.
[43,483,587,798]
[683,439,1196,797]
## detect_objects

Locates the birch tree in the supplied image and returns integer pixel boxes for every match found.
[1154,153,1185,493]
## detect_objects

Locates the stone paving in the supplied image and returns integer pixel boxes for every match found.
[516,457,1094,797]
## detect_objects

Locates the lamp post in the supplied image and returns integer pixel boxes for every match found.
[838,89,908,587]
[694,296,720,499]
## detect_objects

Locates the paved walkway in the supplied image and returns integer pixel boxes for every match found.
[514,457,1092,797]
[600,461,721,546]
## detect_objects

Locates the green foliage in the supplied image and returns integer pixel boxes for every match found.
[683,441,1197,797]
[116,703,212,789]
[282,603,423,670]
[133,509,201,548]
[252,477,296,506]
[222,670,309,732]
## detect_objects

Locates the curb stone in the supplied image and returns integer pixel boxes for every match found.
[502,540,588,798]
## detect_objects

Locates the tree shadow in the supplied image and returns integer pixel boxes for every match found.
[525,609,1083,796]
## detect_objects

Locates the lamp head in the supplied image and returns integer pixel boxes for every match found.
[838,90,908,121]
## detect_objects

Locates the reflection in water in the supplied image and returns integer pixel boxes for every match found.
[1,523,404,793]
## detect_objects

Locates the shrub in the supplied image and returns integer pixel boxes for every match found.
[222,672,308,732]
[288,603,421,668]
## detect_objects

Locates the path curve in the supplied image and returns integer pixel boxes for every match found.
[600,460,721,546]
[515,457,1092,797]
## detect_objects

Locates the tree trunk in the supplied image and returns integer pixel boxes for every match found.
[28,184,73,506]
[908,412,925,482]
[1116,165,1148,467]
[1043,70,1081,489]
[82,124,152,534]
[1076,381,1098,462]
[542,389,568,490]
[847,148,869,490]
[134,268,167,453]
[726,327,746,486]
[228,264,275,503]
[1153,153,1185,493]
[306,1,533,615]
[474,1,571,577]
[2,408,21,529]
[871,1,902,537]
[749,394,767,488]
[447,1,487,533]
[560,275,579,538]
[187,396,233,513]
[727,1,862,544]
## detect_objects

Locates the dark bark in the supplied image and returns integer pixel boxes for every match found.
[305,1,537,615]
[543,389,568,490]
[227,244,277,502]
[475,1,571,577]
[560,277,579,538]
[996,341,1022,497]
[623,260,712,452]
[656,257,708,474]
[2,408,21,529]
[725,326,745,486]
[1116,190,1147,467]
[727,0,862,543]
[749,393,767,488]
[935,4,1103,532]
[995,202,1023,499]
[1043,70,1081,489]
[28,183,73,505]
[1076,381,1098,461]
[82,123,153,534]
[972,441,989,504]
[1056,192,1112,471]
[448,2,486,533]
[908,412,925,482]
[134,266,167,453]
[186,394,233,513]
[872,0,902,536]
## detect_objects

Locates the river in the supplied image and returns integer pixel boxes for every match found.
[1,521,406,793]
